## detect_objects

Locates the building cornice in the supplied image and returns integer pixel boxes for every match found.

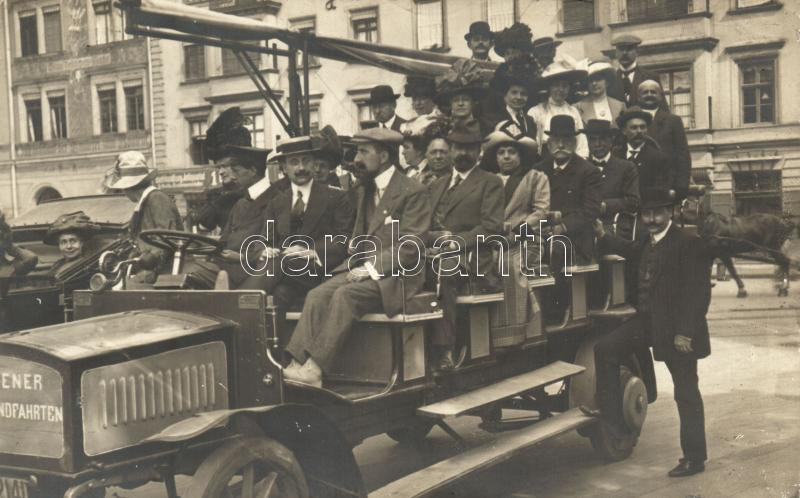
[602,37,719,58]
[724,39,785,55]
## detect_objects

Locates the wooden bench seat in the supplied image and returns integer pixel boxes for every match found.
[285,310,442,323]
[455,292,504,304]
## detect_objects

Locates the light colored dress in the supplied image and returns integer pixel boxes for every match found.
[528,97,589,158]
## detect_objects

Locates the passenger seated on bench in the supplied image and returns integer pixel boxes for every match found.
[533,115,602,269]
[283,128,432,387]
[239,134,355,313]
[485,129,550,341]
[583,119,640,238]
[185,108,272,289]
[428,128,504,371]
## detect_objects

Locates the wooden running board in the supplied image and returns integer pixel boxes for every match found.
[418,361,585,419]
[370,407,593,498]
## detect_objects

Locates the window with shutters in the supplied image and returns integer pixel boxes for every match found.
[189,118,209,165]
[98,86,117,133]
[43,7,62,53]
[124,84,146,131]
[416,0,444,50]
[48,92,68,139]
[184,44,206,80]
[626,0,694,22]
[739,59,775,124]
[19,11,38,56]
[562,0,595,33]
[486,0,516,31]
[24,97,43,142]
[655,67,693,128]
[351,8,379,43]
[221,48,242,75]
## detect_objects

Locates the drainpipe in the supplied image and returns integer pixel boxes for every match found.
[145,36,156,168]
[3,0,19,216]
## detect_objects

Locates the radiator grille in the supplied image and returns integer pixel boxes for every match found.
[82,341,229,456]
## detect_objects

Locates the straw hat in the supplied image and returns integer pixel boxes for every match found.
[482,129,538,171]
[104,151,155,190]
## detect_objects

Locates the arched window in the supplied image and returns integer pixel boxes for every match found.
[35,187,62,204]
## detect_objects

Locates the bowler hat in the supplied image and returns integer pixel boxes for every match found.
[616,106,652,128]
[367,85,400,105]
[446,128,483,145]
[545,115,580,137]
[611,34,642,47]
[404,76,437,98]
[581,119,616,136]
[641,188,676,209]
[465,21,493,41]
[45,211,100,245]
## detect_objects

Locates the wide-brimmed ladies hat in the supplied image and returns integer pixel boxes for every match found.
[586,59,617,85]
[539,60,588,88]
[44,211,101,245]
[435,59,488,107]
[493,23,534,57]
[482,128,538,170]
[404,76,437,98]
[104,151,155,191]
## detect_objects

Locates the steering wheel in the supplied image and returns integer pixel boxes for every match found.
[139,229,222,256]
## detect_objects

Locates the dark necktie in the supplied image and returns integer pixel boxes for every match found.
[291,191,305,219]
[592,159,606,172]
[628,149,640,161]
[620,68,634,103]
[434,175,463,230]
[516,112,527,134]
[363,179,378,232]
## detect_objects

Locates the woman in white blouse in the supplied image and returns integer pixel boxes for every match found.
[527,60,589,158]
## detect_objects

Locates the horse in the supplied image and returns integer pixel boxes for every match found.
[679,190,796,297]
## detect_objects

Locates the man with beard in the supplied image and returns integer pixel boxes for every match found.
[465,22,494,62]
[589,189,711,478]
[368,85,406,132]
[427,129,504,370]
[239,136,354,325]
[583,119,640,231]
[638,80,691,199]
[613,107,671,204]
[607,35,658,106]
[283,128,431,387]
[534,115,602,268]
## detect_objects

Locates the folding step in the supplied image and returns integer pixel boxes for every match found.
[417,361,585,419]
[370,407,593,498]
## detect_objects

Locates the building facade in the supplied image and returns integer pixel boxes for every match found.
[2,0,798,218]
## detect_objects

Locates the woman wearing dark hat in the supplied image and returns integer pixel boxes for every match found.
[528,60,589,157]
[491,72,538,140]
[44,211,101,276]
[401,76,441,136]
[435,60,490,137]
[483,130,550,346]
[576,59,626,126]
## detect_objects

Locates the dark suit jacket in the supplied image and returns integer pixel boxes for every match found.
[262,181,355,274]
[535,154,603,264]
[608,66,659,106]
[600,224,711,361]
[596,156,640,223]
[648,109,691,199]
[195,184,242,231]
[389,114,407,132]
[338,167,432,317]
[491,110,538,141]
[129,189,183,268]
[429,167,504,286]
[218,185,272,284]
[612,139,671,202]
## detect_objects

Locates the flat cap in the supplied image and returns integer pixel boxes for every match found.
[611,34,642,47]
[351,127,404,147]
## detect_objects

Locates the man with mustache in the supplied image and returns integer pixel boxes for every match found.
[465,21,494,62]
[534,115,602,268]
[427,129,504,370]
[419,136,452,185]
[612,107,671,205]
[607,35,659,106]
[239,136,355,315]
[283,128,431,387]
[637,80,691,200]
[589,189,711,478]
